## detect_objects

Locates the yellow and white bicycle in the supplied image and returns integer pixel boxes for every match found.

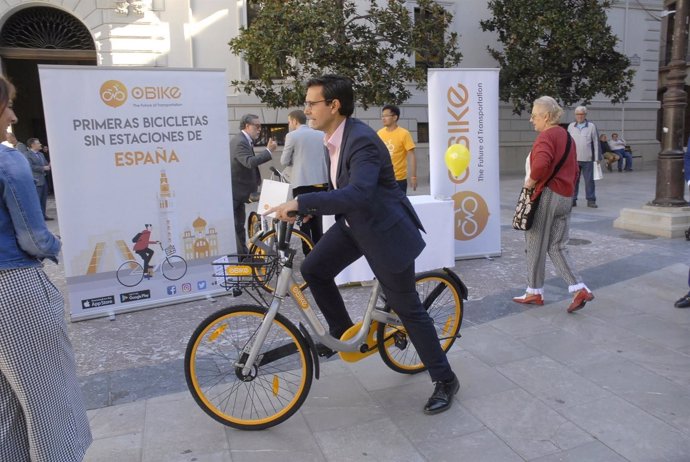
[184,218,467,430]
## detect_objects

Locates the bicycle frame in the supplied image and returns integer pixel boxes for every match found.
[239,255,401,377]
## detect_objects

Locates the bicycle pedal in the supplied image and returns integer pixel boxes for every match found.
[393,332,408,350]
[231,287,243,297]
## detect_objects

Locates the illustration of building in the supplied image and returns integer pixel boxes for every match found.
[183,216,219,260]
[157,170,179,253]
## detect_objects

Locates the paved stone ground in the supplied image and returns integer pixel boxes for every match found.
[40,162,690,461]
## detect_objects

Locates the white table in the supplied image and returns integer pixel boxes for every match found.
[322,195,455,285]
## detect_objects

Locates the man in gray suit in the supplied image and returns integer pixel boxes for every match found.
[230,114,277,254]
[25,137,52,220]
[281,110,328,251]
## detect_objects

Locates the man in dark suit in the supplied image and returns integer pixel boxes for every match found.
[230,114,276,254]
[268,75,459,415]
[24,137,52,220]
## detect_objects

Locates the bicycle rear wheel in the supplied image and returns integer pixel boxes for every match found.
[249,228,313,292]
[161,255,187,281]
[377,271,463,374]
[185,305,313,430]
[116,261,144,287]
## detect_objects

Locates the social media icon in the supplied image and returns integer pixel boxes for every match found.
[167,285,177,295]
[197,280,207,290]
[182,283,192,293]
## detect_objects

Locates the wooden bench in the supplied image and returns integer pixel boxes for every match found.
[625,145,642,159]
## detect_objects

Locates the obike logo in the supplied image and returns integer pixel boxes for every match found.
[99,80,182,107]
[452,191,490,241]
[100,80,128,107]
[290,285,309,309]
[225,265,252,276]
[131,86,182,100]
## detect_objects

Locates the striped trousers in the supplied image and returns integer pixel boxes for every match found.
[524,188,583,291]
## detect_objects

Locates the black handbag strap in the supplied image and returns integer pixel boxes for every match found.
[543,133,572,188]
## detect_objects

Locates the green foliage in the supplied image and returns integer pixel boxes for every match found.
[480,0,635,114]
[229,0,462,109]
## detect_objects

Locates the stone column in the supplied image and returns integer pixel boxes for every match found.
[653,0,689,207]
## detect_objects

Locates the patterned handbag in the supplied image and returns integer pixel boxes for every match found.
[512,133,572,231]
[512,186,539,230]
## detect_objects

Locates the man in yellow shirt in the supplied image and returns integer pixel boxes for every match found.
[377,105,417,193]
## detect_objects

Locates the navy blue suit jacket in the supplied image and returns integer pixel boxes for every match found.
[297,118,425,272]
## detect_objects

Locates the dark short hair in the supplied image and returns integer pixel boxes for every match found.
[306,75,354,117]
[382,104,400,119]
[27,137,39,147]
[239,114,259,130]
[288,110,306,125]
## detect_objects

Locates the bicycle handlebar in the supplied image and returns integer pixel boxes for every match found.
[269,166,289,183]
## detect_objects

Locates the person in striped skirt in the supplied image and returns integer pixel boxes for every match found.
[0,76,92,461]
[512,96,595,313]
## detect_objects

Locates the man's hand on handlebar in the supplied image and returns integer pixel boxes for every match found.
[265,199,299,223]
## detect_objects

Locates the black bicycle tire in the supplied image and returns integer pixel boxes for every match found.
[184,305,314,430]
[376,270,464,374]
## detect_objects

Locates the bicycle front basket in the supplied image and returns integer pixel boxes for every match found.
[165,245,176,256]
[212,254,278,290]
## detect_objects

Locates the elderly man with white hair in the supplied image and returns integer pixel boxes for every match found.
[567,106,600,208]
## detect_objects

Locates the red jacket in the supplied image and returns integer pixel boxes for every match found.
[530,126,578,199]
[133,230,155,251]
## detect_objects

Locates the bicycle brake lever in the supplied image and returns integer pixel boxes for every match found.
[286,210,303,227]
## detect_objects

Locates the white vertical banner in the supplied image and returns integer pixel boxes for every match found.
[39,66,235,320]
[428,68,501,258]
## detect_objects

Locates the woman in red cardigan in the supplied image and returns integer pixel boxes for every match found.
[512,96,594,313]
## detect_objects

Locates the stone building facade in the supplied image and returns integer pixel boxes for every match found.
[0,0,666,173]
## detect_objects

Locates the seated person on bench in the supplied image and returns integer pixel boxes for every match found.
[609,133,633,172]
[599,134,620,172]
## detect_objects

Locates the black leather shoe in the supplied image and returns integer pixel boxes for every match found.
[572,200,577,207]
[44,216,54,221]
[674,294,690,309]
[315,343,337,358]
[423,374,460,415]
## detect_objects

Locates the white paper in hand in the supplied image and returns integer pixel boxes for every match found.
[257,179,290,218]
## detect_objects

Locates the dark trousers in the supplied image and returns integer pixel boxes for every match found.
[613,149,633,171]
[300,220,454,382]
[36,184,48,218]
[293,184,327,253]
[573,161,596,203]
[135,248,154,274]
[233,199,248,255]
[396,179,407,194]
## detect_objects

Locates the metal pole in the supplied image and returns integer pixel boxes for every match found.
[653,0,689,206]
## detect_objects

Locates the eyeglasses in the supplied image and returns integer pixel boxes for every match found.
[381,114,395,119]
[529,113,544,119]
[250,123,261,129]
[304,99,331,109]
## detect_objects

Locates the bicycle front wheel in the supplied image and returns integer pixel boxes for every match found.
[377,271,463,374]
[162,255,187,281]
[185,305,313,430]
[116,261,144,287]
[249,228,314,292]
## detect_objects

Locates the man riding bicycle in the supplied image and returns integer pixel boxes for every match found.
[133,224,158,279]
[267,75,460,415]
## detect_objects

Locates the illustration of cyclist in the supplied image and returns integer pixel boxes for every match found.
[132,224,158,279]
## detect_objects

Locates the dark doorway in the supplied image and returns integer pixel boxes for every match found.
[0,6,97,146]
